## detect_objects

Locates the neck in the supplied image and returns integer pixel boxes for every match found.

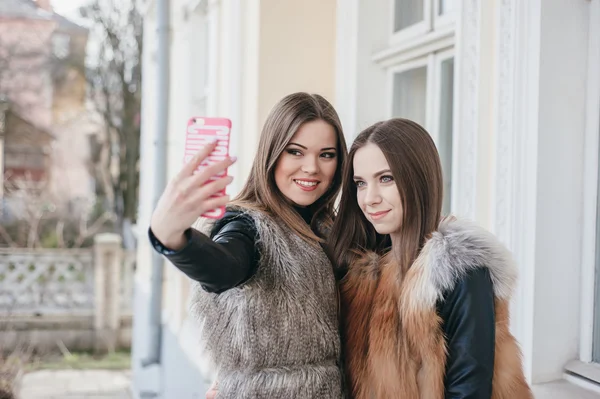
[388,233,413,274]
[390,233,400,249]
[294,205,313,225]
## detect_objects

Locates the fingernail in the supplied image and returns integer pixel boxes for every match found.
[206,137,217,144]
[230,156,238,162]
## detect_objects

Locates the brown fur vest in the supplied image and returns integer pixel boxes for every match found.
[340,218,532,398]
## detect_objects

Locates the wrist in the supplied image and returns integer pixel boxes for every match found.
[152,226,188,251]
[162,232,188,251]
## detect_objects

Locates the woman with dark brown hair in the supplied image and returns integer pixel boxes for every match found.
[330,118,532,398]
[149,92,348,398]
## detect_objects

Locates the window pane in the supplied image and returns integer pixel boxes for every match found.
[593,124,600,362]
[439,0,458,15]
[439,58,454,214]
[394,0,424,32]
[392,66,427,128]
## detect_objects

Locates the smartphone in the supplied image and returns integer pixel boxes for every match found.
[184,117,232,219]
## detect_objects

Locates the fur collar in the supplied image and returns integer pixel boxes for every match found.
[358,218,518,311]
[415,217,517,306]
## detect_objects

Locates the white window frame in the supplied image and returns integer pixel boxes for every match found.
[386,56,429,123]
[579,0,600,366]
[431,47,455,145]
[384,46,454,213]
[433,48,456,213]
[386,49,454,147]
[390,0,432,45]
[390,0,456,46]
[433,0,458,31]
[382,0,457,214]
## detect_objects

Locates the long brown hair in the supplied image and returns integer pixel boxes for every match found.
[231,92,348,244]
[329,118,443,273]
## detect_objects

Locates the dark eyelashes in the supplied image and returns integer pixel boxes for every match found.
[353,175,393,187]
[285,149,337,158]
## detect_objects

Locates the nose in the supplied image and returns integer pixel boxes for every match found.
[364,184,382,206]
[301,155,319,175]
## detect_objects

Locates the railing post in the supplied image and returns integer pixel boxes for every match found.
[93,233,122,353]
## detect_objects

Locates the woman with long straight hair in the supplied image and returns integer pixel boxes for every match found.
[150,92,348,398]
[330,118,532,398]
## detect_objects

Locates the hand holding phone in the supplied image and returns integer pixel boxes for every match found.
[184,117,232,219]
[150,134,235,250]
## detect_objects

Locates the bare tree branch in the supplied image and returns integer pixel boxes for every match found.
[80,0,142,240]
[73,211,116,248]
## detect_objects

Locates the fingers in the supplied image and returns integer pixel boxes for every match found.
[190,156,237,187]
[177,139,218,181]
[188,175,233,205]
[198,194,230,215]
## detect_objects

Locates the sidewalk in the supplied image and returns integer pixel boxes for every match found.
[19,369,131,399]
[533,381,600,399]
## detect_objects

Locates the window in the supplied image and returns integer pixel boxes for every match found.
[394,0,425,32]
[436,53,454,215]
[594,165,600,362]
[380,0,457,213]
[577,0,600,373]
[391,63,428,127]
[392,0,457,44]
[438,0,458,15]
[385,40,456,213]
[4,144,47,169]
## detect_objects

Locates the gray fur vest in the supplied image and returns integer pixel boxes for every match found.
[190,209,344,399]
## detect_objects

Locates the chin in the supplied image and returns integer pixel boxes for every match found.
[372,225,394,235]
[292,199,313,207]
[288,195,317,207]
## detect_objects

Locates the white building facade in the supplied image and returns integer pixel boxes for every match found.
[132,0,600,397]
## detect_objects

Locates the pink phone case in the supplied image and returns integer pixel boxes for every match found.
[184,117,232,219]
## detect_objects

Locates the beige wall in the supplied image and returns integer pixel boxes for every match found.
[236,0,337,185]
[258,0,337,126]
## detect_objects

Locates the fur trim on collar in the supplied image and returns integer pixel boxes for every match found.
[404,217,518,311]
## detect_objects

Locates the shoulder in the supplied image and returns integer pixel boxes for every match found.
[209,209,256,238]
[436,267,496,352]
[404,218,517,310]
[439,267,494,310]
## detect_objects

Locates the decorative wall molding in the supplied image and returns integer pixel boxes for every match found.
[452,0,480,219]
[492,0,516,249]
[490,0,542,381]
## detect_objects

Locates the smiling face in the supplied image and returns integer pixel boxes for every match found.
[353,142,403,236]
[273,119,339,207]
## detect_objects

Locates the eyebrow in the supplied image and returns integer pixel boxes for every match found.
[288,142,337,152]
[353,169,392,180]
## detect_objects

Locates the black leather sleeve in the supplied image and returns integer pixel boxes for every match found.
[438,267,496,399]
[148,210,259,293]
